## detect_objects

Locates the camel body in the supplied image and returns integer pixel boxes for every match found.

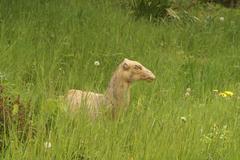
[66,58,155,118]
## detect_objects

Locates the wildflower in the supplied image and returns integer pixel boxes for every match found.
[219,17,224,21]
[224,91,233,97]
[94,61,100,66]
[44,141,52,149]
[185,87,191,97]
[186,88,191,92]
[213,89,218,92]
[185,92,190,97]
[180,116,187,123]
[219,92,227,97]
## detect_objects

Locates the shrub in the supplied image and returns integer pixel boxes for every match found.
[0,85,34,151]
[121,0,172,21]
[119,0,239,22]
[200,0,239,8]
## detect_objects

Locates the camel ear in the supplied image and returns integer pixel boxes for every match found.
[122,62,130,70]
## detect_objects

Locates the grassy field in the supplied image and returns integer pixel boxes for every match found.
[0,0,240,159]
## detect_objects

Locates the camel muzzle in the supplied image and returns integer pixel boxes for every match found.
[143,70,156,82]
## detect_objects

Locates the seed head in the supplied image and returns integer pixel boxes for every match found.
[186,88,191,92]
[94,61,100,66]
[185,92,190,97]
[219,17,224,21]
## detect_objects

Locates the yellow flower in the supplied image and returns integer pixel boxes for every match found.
[219,92,227,97]
[224,91,234,97]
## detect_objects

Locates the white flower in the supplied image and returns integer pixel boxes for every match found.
[94,61,100,66]
[219,17,224,21]
[44,141,52,149]
[185,92,190,97]
[180,116,187,122]
[186,88,191,92]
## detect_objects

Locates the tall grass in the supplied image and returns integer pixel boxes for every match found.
[0,0,240,159]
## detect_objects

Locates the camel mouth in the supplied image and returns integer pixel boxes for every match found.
[142,70,155,82]
[146,77,155,82]
[144,75,156,82]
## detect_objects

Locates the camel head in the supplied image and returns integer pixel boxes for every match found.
[119,58,156,83]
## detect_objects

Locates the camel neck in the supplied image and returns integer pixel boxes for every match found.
[105,70,130,107]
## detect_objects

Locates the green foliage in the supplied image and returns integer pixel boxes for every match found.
[0,85,34,151]
[200,0,240,8]
[121,0,172,21]
[0,0,240,159]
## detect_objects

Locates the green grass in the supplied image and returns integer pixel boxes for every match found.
[0,0,240,159]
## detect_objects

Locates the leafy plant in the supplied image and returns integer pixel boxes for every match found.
[121,0,172,21]
[0,85,34,150]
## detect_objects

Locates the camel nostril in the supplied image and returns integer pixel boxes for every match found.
[148,72,155,80]
[152,74,156,80]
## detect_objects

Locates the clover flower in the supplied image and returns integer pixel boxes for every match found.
[186,88,191,92]
[219,17,224,21]
[185,87,191,97]
[180,116,187,123]
[94,61,100,66]
[185,92,190,97]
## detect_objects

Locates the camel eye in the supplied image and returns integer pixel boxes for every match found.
[134,65,142,70]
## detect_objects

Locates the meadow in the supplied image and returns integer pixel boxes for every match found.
[0,0,240,159]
